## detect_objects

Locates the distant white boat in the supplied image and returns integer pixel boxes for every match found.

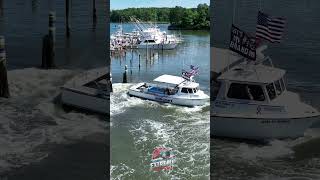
[211,45,320,139]
[60,68,111,114]
[137,38,177,50]
[128,66,209,107]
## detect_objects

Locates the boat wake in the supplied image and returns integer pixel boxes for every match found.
[212,128,320,179]
[111,83,210,179]
[0,68,106,174]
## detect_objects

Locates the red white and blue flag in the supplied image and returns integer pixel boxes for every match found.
[256,11,286,43]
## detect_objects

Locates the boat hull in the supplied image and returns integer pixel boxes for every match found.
[61,87,109,114]
[137,43,177,50]
[128,87,207,107]
[211,115,319,140]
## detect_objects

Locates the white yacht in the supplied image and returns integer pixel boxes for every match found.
[211,45,320,139]
[60,68,111,114]
[137,36,177,50]
[128,66,209,107]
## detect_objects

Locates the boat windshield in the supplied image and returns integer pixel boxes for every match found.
[274,80,283,95]
[181,87,197,94]
[266,83,277,100]
[227,83,265,101]
[280,77,286,91]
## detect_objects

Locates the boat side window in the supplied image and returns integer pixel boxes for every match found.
[266,83,277,100]
[181,88,194,94]
[181,88,189,93]
[227,83,265,101]
[227,83,250,100]
[274,80,282,95]
[280,78,286,91]
[247,84,265,101]
[193,88,198,93]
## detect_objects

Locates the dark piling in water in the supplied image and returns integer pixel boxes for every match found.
[0,0,3,17]
[138,54,141,70]
[65,0,70,38]
[93,0,97,23]
[0,36,10,98]
[122,65,128,83]
[42,12,56,69]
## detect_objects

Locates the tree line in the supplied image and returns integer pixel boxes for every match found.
[110,4,210,30]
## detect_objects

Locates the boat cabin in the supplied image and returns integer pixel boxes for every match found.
[145,74,200,95]
[213,64,287,103]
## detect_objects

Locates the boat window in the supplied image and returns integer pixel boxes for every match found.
[181,88,189,93]
[181,88,194,94]
[266,83,277,100]
[144,40,155,43]
[280,78,286,91]
[274,80,282,95]
[193,88,198,93]
[227,83,250,100]
[227,83,265,101]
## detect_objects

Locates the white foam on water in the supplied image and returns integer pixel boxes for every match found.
[110,83,145,116]
[110,164,135,180]
[0,68,106,173]
[230,140,294,161]
[126,110,210,179]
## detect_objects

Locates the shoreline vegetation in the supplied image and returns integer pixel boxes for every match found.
[110,3,210,30]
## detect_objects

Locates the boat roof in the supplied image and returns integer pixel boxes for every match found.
[218,64,286,84]
[153,74,186,85]
[153,74,199,88]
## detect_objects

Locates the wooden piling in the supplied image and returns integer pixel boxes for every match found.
[0,36,10,98]
[49,11,56,42]
[66,0,70,37]
[93,0,97,23]
[42,12,56,69]
[122,65,128,83]
[138,54,141,70]
[0,0,3,17]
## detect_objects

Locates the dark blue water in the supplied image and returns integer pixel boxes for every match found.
[211,0,320,179]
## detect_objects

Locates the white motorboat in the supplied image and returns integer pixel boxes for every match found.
[128,66,209,107]
[137,38,177,50]
[60,68,111,114]
[130,17,179,49]
[211,45,320,140]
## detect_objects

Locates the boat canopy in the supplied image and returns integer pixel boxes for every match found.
[218,64,286,84]
[153,75,186,85]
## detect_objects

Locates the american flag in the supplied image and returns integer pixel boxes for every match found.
[256,11,286,43]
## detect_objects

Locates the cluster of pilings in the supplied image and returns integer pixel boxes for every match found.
[41,1,97,68]
[1,0,99,98]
